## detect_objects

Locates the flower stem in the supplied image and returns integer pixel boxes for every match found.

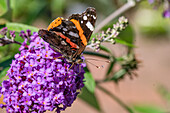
[96,85,134,113]
[0,38,22,46]
[83,51,110,59]
[13,41,22,45]
[94,0,136,33]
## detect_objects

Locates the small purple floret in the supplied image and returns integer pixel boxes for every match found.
[0,27,8,36]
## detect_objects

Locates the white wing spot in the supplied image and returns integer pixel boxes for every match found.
[63,28,68,31]
[93,15,96,19]
[83,15,87,20]
[86,21,94,31]
[87,14,90,17]
[68,31,79,38]
[81,21,83,23]
[61,41,67,45]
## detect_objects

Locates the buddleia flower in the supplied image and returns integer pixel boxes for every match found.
[0,30,85,113]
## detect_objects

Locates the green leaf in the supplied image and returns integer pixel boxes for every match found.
[0,0,7,16]
[90,33,98,40]
[111,69,127,82]
[0,67,9,85]
[118,25,134,45]
[115,38,135,47]
[0,55,13,71]
[0,42,20,60]
[0,55,12,64]
[84,67,96,93]
[106,57,115,76]
[0,67,9,80]
[133,104,165,113]
[100,45,112,54]
[6,22,38,33]
[78,87,101,111]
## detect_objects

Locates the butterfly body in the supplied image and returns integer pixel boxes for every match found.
[38,7,96,63]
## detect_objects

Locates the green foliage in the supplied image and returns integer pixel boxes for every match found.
[84,67,96,93]
[0,0,7,16]
[0,67,9,85]
[115,38,135,48]
[24,1,46,24]
[106,56,115,76]
[0,55,13,72]
[9,0,47,24]
[78,87,101,111]
[111,69,127,82]
[116,25,135,51]
[0,55,12,85]
[133,104,165,113]
[118,26,134,45]
[6,22,38,33]
[100,45,112,54]
[51,0,66,16]
[0,54,14,84]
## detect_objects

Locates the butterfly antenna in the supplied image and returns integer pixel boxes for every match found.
[68,63,75,71]
[86,58,110,63]
[86,60,101,68]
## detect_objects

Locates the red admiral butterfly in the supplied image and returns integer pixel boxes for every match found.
[38,7,96,63]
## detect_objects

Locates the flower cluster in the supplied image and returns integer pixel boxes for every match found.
[0,27,8,36]
[0,27,21,46]
[148,0,170,18]
[0,30,85,113]
[87,16,128,51]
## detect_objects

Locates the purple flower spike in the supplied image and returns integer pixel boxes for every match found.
[163,9,170,18]
[0,31,85,113]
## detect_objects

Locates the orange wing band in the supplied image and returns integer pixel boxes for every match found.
[55,32,78,49]
[70,19,87,46]
[47,17,63,31]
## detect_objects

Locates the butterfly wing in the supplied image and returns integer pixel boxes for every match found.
[69,7,97,42]
[68,7,97,59]
[38,7,96,63]
[38,29,73,58]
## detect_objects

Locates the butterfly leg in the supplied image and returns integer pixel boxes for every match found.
[68,62,75,71]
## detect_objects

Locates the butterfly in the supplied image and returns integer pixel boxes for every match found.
[38,7,96,64]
